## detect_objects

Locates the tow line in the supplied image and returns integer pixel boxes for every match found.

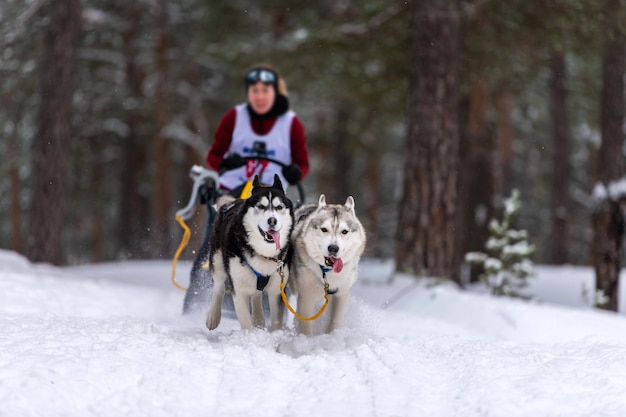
[171,214,190,291]
[278,267,329,321]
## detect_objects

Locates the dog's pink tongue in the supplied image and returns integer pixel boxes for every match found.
[332,257,343,273]
[268,230,281,250]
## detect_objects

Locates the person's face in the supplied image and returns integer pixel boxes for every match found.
[247,81,275,115]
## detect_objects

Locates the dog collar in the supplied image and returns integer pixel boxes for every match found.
[319,264,332,277]
[261,254,285,264]
[262,246,288,263]
[318,265,338,295]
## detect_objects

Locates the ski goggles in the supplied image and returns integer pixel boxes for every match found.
[245,68,277,86]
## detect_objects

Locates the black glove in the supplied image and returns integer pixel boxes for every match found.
[282,164,302,185]
[219,154,245,173]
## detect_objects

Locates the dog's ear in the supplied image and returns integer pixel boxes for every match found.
[318,194,327,208]
[252,175,261,189]
[345,196,355,215]
[272,174,283,190]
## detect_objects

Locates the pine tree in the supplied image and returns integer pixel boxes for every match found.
[465,189,536,297]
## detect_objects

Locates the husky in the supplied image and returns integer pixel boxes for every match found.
[290,194,366,335]
[205,175,294,331]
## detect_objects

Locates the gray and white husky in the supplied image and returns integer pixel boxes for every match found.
[205,175,294,331]
[290,194,366,335]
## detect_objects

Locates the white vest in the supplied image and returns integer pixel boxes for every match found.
[220,104,295,190]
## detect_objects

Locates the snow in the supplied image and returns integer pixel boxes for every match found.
[593,177,626,201]
[1,249,626,416]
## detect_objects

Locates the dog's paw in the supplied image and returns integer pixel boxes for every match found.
[206,310,222,330]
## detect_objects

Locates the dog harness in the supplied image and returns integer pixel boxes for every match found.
[243,253,286,291]
[245,259,271,291]
[241,255,337,321]
[319,265,338,295]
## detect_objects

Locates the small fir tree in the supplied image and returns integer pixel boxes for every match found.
[465,189,536,297]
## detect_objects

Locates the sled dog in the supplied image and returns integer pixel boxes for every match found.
[205,175,294,331]
[290,194,366,335]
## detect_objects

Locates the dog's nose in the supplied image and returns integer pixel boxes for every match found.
[268,217,277,228]
[328,244,339,256]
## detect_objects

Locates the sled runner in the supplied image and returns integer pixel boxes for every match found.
[172,150,305,315]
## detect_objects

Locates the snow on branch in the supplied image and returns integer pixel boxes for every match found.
[162,121,208,157]
[337,4,406,36]
[270,4,407,53]
[593,177,626,202]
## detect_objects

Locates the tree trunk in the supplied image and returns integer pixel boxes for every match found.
[365,154,383,257]
[330,104,351,204]
[493,89,514,198]
[118,3,150,259]
[396,0,462,281]
[593,0,625,312]
[592,199,624,311]
[4,93,22,252]
[317,103,351,206]
[9,134,21,252]
[153,0,172,257]
[458,83,494,284]
[549,50,572,265]
[28,0,81,265]
[91,161,105,262]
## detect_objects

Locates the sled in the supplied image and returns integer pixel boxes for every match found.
[172,152,305,315]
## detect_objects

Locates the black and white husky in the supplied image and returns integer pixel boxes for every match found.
[205,175,294,331]
[290,195,366,335]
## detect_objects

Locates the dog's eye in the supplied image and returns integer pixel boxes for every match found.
[341,230,349,235]
[256,204,267,210]
[275,204,284,211]
[320,227,328,233]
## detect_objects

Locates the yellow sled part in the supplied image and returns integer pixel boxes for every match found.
[240,179,253,199]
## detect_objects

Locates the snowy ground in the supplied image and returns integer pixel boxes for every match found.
[1,248,626,417]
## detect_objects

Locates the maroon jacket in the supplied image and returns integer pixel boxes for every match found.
[206,107,310,179]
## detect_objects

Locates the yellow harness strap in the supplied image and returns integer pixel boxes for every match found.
[171,214,190,291]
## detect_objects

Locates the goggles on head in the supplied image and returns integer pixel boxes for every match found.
[245,68,277,86]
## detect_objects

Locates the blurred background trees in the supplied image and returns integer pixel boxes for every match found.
[0,0,624,307]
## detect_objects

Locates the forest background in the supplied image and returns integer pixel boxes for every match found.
[1,1,625,307]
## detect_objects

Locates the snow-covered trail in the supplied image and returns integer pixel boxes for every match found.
[1,250,626,417]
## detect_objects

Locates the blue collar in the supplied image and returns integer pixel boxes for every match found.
[319,264,332,278]
[319,265,338,295]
